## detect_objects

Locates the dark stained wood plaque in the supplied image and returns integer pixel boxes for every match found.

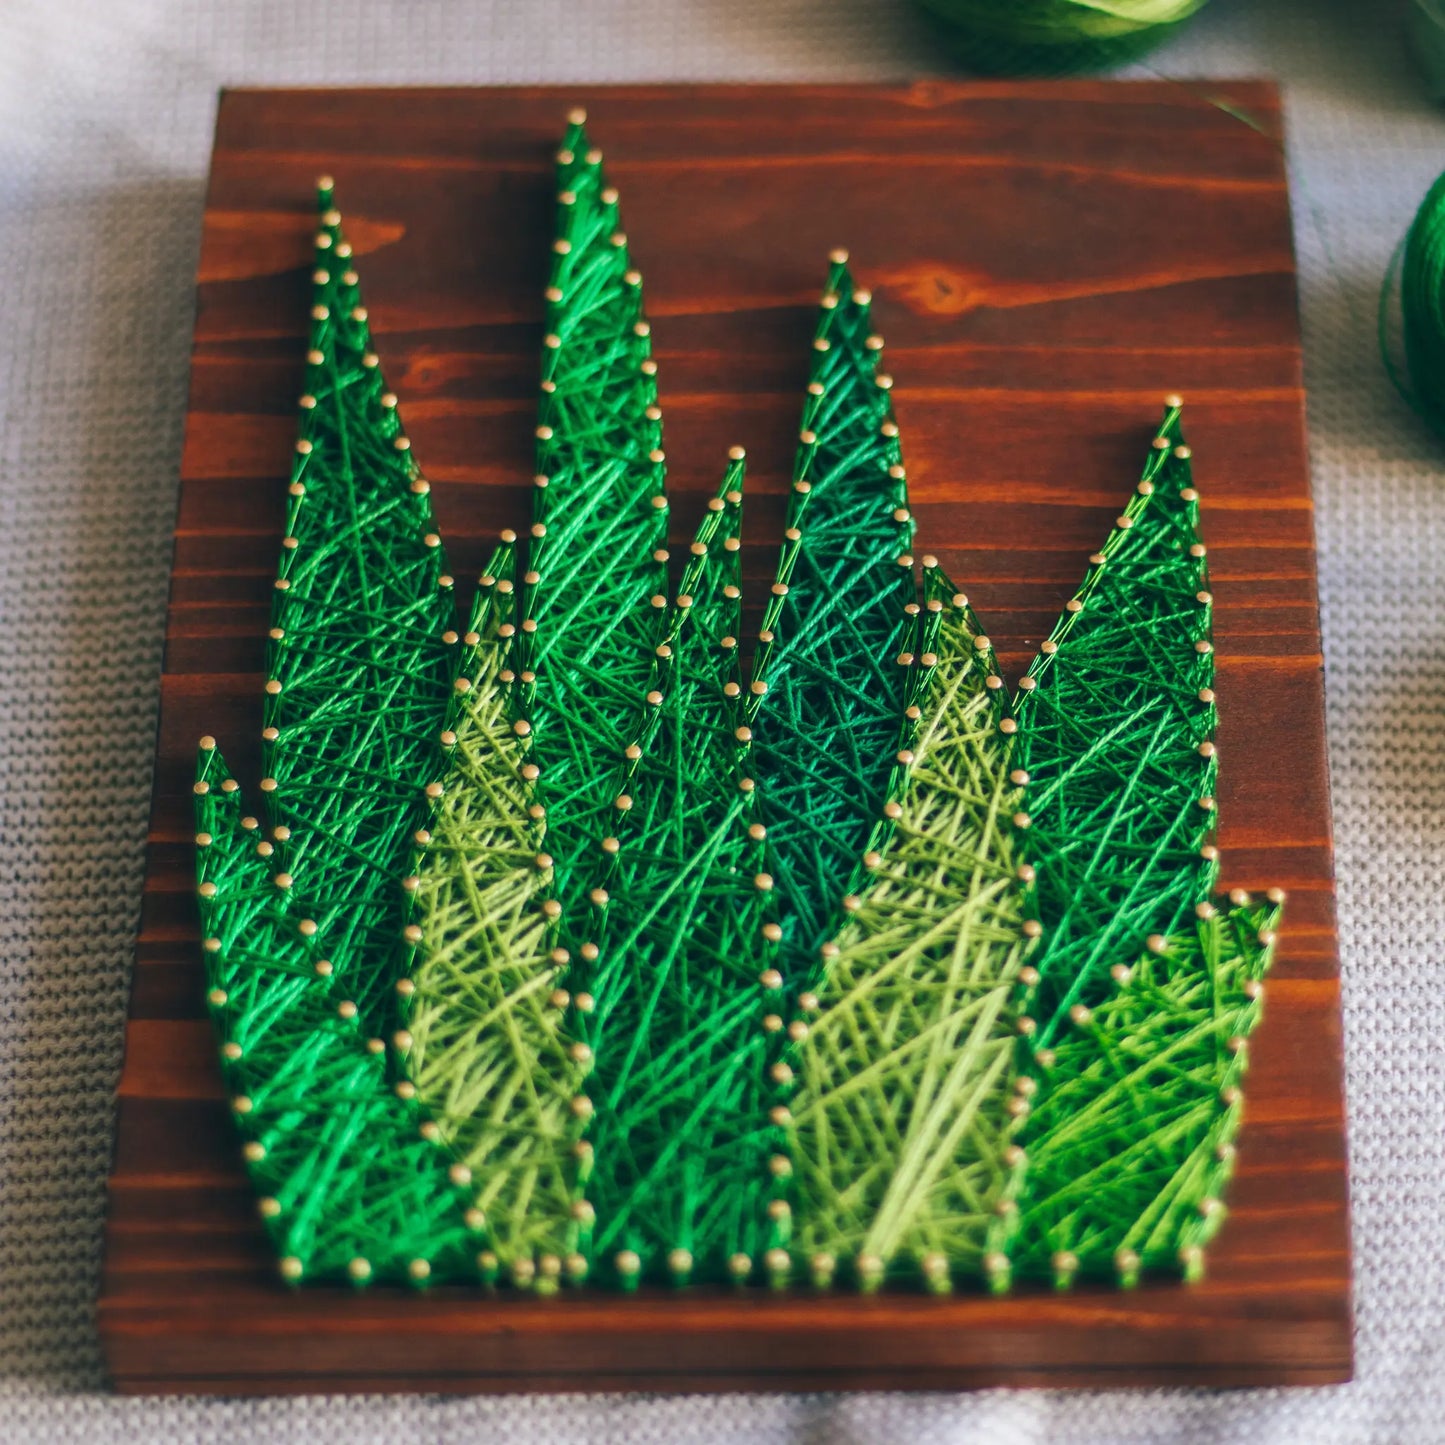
[100,81,1352,1394]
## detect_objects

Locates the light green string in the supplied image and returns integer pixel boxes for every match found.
[403,543,590,1291]
[785,565,1029,1295]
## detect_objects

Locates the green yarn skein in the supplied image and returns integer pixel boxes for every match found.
[1381,167,1445,439]
[1399,168,1445,434]
[912,0,1209,73]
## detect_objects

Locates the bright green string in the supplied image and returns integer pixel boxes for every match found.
[195,743,480,1286]
[192,131,1288,1297]
[1013,899,1281,1285]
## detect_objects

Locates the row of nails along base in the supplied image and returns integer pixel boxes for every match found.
[190,111,1284,1297]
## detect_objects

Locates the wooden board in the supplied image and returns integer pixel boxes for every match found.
[101,81,1352,1394]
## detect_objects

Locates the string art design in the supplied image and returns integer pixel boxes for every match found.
[192,187,479,1284]
[1005,409,1286,1282]
[400,541,586,1286]
[192,115,1284,1295]
[748,260,914,992]
[784,568,1030,1293]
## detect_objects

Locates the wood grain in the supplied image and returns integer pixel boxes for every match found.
[100,81,1353,1394]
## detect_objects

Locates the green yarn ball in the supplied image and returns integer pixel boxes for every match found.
[1399,168,1445,435]
[911,0,1210,74]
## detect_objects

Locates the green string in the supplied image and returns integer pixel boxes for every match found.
[1009,406,1217,1049]
[1002,407,1284,1286]
[784,565,1029,1294]
[190,125,1286,1296]
[520,115,667,912]
[263,183,459,1034]
[748,257,915,995]
[402,543,589,1291]
[1013,899,1281,1285]
[192,183,481,1286]
[195,744,480,1286]
[572,460,782,1288]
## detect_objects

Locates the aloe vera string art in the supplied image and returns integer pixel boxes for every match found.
[188,119,1285,1296]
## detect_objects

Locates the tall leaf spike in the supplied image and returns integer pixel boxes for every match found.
[260,177,458,1031]
[519,112,668,907]
[192,182,479,1285]
[399,540,589,1288]
[783,564,1031,1295]
[570,457,782,1287]
[1010,403,1218,1047]
[1008,405,1283,1283]
[749,254,916,991]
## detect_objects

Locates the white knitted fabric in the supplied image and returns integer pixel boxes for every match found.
[1,0,1440,1439]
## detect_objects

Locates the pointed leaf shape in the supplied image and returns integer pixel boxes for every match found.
[1010,406,1217,1046]
[263,184,457,1030]
[573,460,779,1285]
[750,260,916,988]
[191,185,475,1284]
[1014,898,1281,1286]
[784,565,1029,1292]
[521,120,668,897]
[402,543,588,1280]
[1007,407,1283,1287]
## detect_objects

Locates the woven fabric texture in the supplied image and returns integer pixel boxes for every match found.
[0,0,1439,1439]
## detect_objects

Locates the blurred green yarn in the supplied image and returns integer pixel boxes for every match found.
[912,0,1210,74]
[1383,167,1445,438]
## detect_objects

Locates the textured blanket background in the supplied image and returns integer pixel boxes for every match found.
[1,0,1440,1439]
